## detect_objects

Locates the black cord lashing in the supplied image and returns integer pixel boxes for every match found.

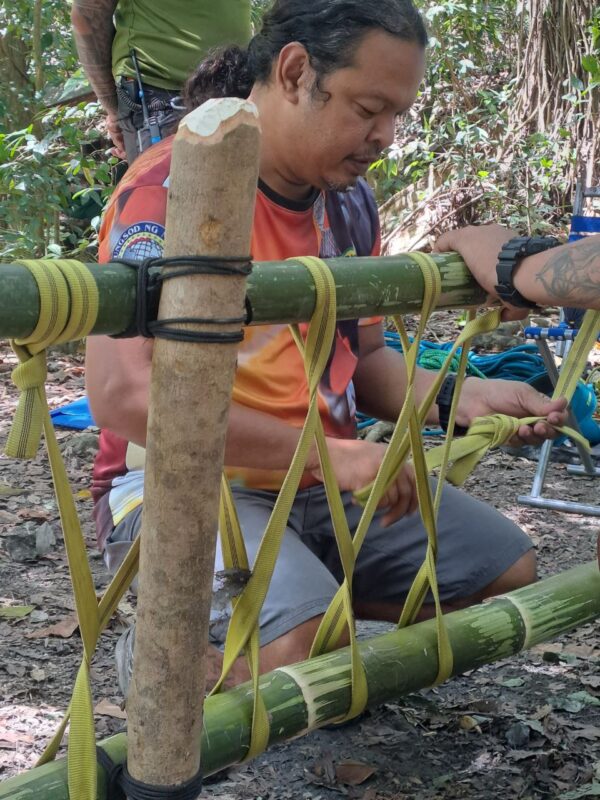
[112,255,253,341]
[97,747,203,800]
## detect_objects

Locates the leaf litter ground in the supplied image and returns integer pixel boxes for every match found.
[0,327,599,800]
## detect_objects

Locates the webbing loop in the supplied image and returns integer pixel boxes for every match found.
[5,259,101,799]
[7,259,99,459]
[424,309,600,485]
[213,255,342,757]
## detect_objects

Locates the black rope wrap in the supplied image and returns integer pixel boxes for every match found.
[112,255,253,341]
[97,747,203,800]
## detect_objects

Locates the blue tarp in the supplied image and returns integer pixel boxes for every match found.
[50,397,95,430]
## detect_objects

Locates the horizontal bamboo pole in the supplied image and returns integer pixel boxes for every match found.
[0,253,486,340]
[1,562,598,799]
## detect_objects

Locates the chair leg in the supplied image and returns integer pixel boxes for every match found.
[517,180,600,516]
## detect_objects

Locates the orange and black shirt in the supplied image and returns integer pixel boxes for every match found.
[93,136,381,549]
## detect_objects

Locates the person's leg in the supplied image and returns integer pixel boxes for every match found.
[215,487,345,671]
[106,487,343,696]
[115,612,329,695]
[301,482,534,623]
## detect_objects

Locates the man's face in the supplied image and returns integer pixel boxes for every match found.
[280,30,425,193]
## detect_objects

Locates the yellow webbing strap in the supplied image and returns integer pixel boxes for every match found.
[554,310,600,399]
[311,252,461,687]
[213,252,463,749]
[5,259,102,799]
[424,309,600,485]
[7,259,97,459]
[219,475,269,759]
[212,256,351,753]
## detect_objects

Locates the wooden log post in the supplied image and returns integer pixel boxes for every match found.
[125,98,260,788]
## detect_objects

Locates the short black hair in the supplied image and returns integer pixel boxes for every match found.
[184,0,427,110]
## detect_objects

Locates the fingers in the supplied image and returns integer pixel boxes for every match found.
[379,467,418,527]
[432,230,454,253]
[546,396,568,414]
[106,115,127,159]
[110,133,127,160]
[511,423,553,447]
[110,144,127,160]
[518,386,568,419]
[500,306,529,322]
[511,414,567,447]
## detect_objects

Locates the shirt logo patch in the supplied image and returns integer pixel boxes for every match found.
[113,222,165,260]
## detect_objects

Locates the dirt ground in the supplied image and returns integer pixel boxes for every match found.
[1,325,599,800]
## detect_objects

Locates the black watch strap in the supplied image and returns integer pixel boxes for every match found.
[495,236,560,309]
[436,374,469,436]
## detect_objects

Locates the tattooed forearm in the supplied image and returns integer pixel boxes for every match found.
[535,237,600,309]
[71,0,119,114]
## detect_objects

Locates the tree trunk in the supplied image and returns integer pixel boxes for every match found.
[0,29,34,130]
[32,0,45,94]
[510,1,600,192]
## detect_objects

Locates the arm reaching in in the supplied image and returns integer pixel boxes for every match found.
[85,334,417,526]
[71,0,126,158]
[435,224,600,319]
[354,322,568,447]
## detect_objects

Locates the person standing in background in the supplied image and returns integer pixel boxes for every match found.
[71,0,251,163]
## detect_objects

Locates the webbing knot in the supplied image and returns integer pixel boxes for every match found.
[5,259,99,459]
[427,412,586,486]
[11,349,48,391]
[467,413,521,449]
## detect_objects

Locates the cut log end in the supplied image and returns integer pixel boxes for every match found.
[179,97,260,144]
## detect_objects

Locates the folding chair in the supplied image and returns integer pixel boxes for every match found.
[518,179,600,516]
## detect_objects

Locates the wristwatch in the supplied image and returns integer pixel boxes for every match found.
[495,236,560,308]
[436,374,469,436]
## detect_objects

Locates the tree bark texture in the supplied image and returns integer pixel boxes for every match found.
[125,98,260,788]
[511,1,599,190]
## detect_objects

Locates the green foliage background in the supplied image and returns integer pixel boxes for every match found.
[0,0,114,260]
[1,0,598,261]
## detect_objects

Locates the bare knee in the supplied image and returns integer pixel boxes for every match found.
[476,548,537,600]
[205,615,350,693]
[260,614,350,673]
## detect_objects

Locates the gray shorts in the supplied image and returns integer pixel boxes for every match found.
[105,481,532,647]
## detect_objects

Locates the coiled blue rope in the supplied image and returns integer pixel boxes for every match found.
[356,336,548,431]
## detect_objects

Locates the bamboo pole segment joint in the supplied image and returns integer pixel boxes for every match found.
[1,562,598,799]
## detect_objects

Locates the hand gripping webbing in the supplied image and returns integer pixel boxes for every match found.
[424,309,600,484]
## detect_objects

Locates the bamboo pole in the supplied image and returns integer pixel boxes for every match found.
[0,253,487,340]
[125,99,260,788]
[1,562,598,799]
